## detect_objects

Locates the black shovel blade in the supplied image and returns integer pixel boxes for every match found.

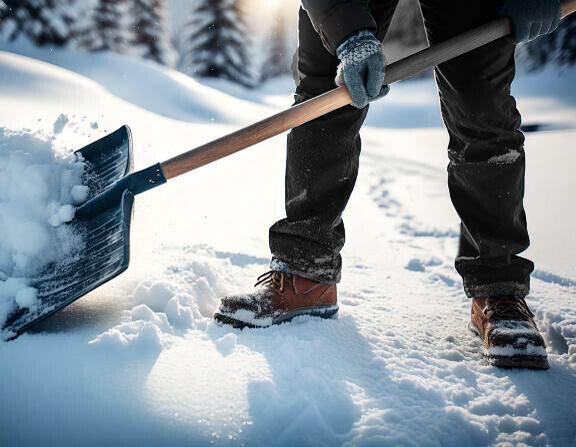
[2,126,135,340]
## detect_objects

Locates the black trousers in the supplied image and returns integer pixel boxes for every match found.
[269,0,534,299]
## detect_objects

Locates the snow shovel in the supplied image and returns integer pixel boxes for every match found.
[4,2,575,340]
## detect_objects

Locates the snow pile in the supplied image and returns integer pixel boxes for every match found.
[89,259,226,351]
[0,127,86,329]
[88,320,165,352]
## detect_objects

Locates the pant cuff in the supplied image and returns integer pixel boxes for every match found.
[464,281,530,299]
[270,257,340,284]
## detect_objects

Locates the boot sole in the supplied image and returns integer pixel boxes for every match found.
[468,321,549,370]
[214,305,339,329]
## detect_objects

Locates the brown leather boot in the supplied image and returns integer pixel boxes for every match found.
[214,271,338,328]
[469,297,549,369]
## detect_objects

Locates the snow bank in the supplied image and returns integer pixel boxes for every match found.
[0,127,86,329]
[0,42,275,125]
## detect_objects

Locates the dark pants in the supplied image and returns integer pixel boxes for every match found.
[269,0,534,299]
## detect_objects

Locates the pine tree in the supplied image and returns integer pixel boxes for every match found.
[179,0,252,87]
[79,0,129,53]
[260,9,292,83]
[130,0,167,64]
[0,0,74,46]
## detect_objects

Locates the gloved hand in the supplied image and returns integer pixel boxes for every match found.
[497,0,562,43]
[335,31,389,109]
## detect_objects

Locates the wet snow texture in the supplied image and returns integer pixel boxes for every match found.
[0,45,575,447]
[0,128,86,330]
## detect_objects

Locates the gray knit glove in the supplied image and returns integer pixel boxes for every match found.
[336,31,389,109]
[497,0,561,43]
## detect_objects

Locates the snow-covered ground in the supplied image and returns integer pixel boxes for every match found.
[0,43,575,446]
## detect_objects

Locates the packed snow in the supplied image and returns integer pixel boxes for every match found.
[0,42,575,447]
[0,127,86,330]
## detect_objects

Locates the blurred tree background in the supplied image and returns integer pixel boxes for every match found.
[0,0,574,88]
[176,0,252,87]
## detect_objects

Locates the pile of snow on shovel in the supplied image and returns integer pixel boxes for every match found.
[0,127,88,332]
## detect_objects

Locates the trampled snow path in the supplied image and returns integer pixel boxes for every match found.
[0,48,575,446]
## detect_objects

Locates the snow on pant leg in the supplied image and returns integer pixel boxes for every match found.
[420,0,534,299]
[268,7,368,284]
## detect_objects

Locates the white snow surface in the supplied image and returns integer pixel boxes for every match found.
[0,43,576,447]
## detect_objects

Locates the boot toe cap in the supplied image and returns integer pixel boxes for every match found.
[486,321,548,359]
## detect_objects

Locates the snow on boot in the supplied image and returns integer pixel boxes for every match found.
[214,271,338,328]
[469,297,549,369]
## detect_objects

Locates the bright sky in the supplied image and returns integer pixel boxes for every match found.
[241,0,300,33]
[169,0,300,34]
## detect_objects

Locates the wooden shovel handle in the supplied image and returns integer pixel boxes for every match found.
[161,0,576,180]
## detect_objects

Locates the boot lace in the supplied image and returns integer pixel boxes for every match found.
[484,298,534,321]
[254,270,285,291]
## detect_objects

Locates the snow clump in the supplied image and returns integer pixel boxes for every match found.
[0,127,88,330]
[88,321,164,352]
[215,333,237,356]
[53,113,69,134]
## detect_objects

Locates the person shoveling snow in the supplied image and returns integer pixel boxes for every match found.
[3,0,574,373]
[214,0,566,370]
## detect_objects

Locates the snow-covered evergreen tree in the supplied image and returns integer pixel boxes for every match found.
[79,0,129,53]
[260,10,292,83]
[130,0,167,64]
[0,0,74,46]
[179,0,252,87]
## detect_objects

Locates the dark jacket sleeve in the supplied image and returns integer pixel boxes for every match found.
[301,0,377,54]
